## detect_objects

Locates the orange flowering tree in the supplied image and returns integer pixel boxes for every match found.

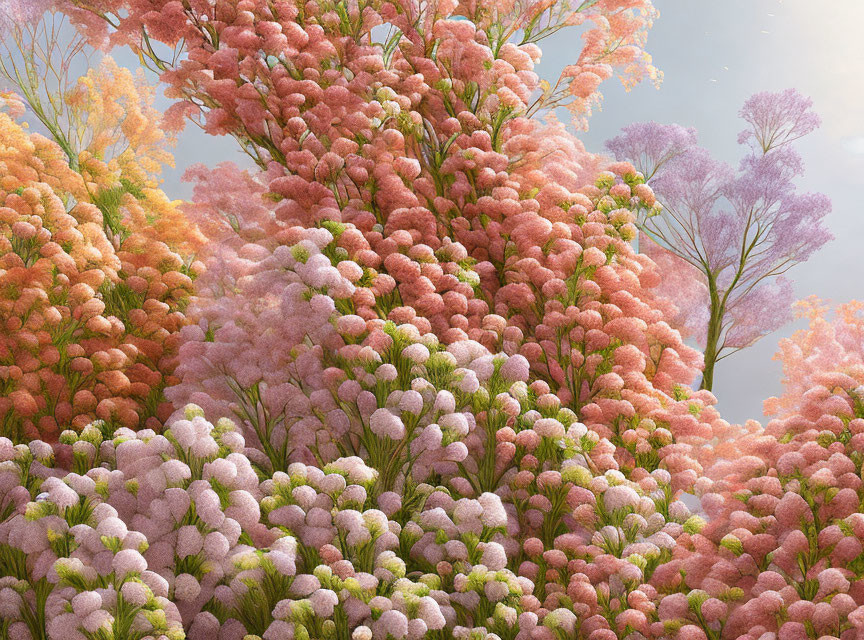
[0,10,203,441]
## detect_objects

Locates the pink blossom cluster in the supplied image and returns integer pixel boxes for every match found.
[3,394,837,640]
[670,302,864,640]
[148,205,749,639]
[64,0,659,130]
[0,408,690,639]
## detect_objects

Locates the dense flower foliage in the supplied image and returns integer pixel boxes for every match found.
[682,301,864,640]
[0,2,854,640]
[66,0,661,131]
[0,28,202,441]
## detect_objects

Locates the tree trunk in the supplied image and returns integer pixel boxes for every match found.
[700,283,723,392]
[700,334,718,391]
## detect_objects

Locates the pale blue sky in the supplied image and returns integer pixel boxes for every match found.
[133,0,863,426]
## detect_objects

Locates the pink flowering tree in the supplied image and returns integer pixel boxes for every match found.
[24,0,744,636]
[665,299,864,640]
[606,90,833,391]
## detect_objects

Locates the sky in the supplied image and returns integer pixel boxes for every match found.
[131,0,864,427]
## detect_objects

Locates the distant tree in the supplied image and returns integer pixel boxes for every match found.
[606,89,832,390]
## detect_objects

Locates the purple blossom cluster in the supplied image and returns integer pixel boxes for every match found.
[605,89,832,391]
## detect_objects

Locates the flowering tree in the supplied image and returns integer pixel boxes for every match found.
[679,300,864,639]
[0,8,203,441]
[606,90,833,391]
[65,0,661,133]
[0,8,204,256]
[0,2,859,640]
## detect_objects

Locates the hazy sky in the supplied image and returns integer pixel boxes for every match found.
[139,0,863,426]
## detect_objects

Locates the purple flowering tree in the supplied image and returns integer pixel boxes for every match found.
[606,89,833,391]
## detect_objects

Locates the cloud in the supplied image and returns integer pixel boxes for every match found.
[842,137,864,155]
[783,2,864,140]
